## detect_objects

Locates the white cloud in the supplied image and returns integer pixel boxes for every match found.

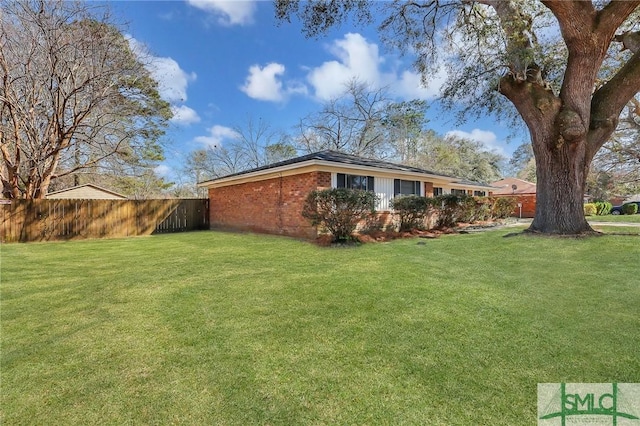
[127,36,199,125]
[154,164,172,177]
[194,125,240,147]
[146,56,197,104]
[445,129,507,156]
[393,68,446,101]
[305,32,446,102]
[240,62,309,102]
[241,63,286,102]
[307,33,383,101]
[127,36,196,103]
[285,80,309,97]
[186,0,256,26]
[236,32,447,105]
[171,105,201,124]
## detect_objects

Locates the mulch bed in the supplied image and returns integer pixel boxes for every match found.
[313,221,507,246]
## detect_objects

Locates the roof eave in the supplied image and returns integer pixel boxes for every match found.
[197,159,464,188]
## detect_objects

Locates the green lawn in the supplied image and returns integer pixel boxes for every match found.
[2,230,639,425]
[588,214,640,223]
[590,225,640,235]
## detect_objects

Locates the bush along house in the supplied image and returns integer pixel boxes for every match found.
[197,150,495,239]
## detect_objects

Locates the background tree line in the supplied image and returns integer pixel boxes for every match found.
[3,0,638,218]
[184,79,506,195]
[275,1,640,235]
[1,0,172,199]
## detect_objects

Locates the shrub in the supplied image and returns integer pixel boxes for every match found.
[583,203,597,216]
[432,195,516,227]
[433,194,458,228]
[390,195,434,231]
[359,214,387,234]
[302,188,378,242]
[456,196,479,223]
[473,200,492,222]
[622,203,638,215]
[459,196,495,223]
[433,194,481,228]
[594,201,612,216]
[489,197,518,219]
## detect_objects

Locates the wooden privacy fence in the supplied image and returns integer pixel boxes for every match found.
[0,199,209,243]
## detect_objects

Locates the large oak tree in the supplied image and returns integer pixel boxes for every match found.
[276,0,640,234]
[0,0,172,199]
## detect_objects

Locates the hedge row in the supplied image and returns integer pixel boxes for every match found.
[392,194,517,231]
[303,189,518,242]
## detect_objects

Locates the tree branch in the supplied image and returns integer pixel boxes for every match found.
[474,0,538,81]
[598,1,640,36]
[499,76,561,148]
[589,50,640,156]
[540,1,595,34]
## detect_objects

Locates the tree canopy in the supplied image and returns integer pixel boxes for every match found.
[415,132,505,184]
[0,0,172,199]
[276,0,640,234]
[184,116,296,187]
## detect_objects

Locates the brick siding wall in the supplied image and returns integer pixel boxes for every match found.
[208,171,331,239]
[424,182,434,197]
[493,194,536,218]
[514,194,536,218]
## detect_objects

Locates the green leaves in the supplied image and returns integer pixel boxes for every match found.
[302,188,378,241]
[389,195,435,231]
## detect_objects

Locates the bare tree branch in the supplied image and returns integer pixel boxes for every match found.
[1,0,171,198]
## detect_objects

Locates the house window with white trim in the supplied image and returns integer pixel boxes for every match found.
[337,173,374,192]
[394,179,421,196]
[451,189,467,195]
[433,187,443,196]
[474,190,486,196]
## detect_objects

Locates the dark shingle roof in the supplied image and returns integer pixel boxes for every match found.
[200,150,446,182]
[198,150,494,188]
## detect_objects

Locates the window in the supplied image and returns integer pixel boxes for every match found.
[337,173,374,192]
[473,190,486,197]
[433,187,443,196]
[394,179,421,196]
[450,189,467,195]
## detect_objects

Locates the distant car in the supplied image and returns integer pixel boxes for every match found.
[610,201,640,215]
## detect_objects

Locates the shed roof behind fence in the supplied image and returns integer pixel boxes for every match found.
[46,184,127,200]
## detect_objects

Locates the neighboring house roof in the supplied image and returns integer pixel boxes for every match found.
[46,184,128,200]
[198,150,494,190]
[490,177,537,195]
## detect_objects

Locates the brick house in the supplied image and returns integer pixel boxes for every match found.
[198,150,495,239]
[490,177,537,218]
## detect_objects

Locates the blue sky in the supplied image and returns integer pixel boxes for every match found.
[111,1,526,180]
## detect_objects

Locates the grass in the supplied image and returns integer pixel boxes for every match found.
[1,230,639,425]
[590,225,640,235]
[587,214,640,223]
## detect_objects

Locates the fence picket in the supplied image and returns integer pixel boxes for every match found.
[0,199,209,243]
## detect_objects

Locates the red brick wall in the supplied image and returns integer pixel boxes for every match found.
[493,194,536,218]
[208,171,331,239]
[424,182,434,197]
[514,194,536,218]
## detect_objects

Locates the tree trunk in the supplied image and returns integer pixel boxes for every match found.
[529,136,594,234]
[488,1,640,236]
